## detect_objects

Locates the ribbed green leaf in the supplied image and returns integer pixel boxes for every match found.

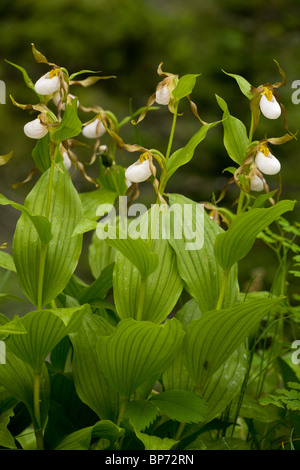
[55,420,124,450]
[12,165,83,307]
[32,133,51,172]
[88,230,116,279]
[6,305,89,371]
[0,314,27,339]
[101,225,159,278]
[113,210,183,323]
[216,94,249,165]
[168,193,239,312]
[79,187,117,220]
[0,193,52,245]
[183,297,283,386]
[0,350,50,428]
[97,318,185,398]
[222,70,253,100]
[150,390,207,424]
[70,313,120,421]
[214,200,296,271]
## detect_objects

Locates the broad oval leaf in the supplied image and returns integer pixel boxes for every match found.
[97,318,185,398]
[6,305,89,371]
[183,296,283,386]
[168,193,239,312]
[150,390,207,424]
[172,74,200,101]
[12,165,83,307]
[214,199,296,271]
[70,313,120,421]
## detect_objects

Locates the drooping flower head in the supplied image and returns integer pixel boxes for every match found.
[125,152,153,184]
[23,115,49,139]
[255,143,281,175]
[82,116,106,139]
[34,68,61,96]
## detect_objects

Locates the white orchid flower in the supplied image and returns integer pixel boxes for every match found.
[23,117,48,139]
[62,151,72,170]
[125,155,152,183]
[34,70,60,95]
[255,147,281,175]
[155,84,171,105]
[82,117,106,139]
[259,90,281,120]
[250,174,265,192]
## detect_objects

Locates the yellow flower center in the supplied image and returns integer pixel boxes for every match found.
[259,144,269,157]
[49,68,60,79]
[262,87,273,102]
[139,152,150,163]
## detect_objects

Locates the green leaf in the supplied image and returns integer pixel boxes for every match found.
[124,400,159,431]
[32,133,51,172]
[79,187,118,220]
[77,263,114,303]
[0,410,17,449]
[5,59,35,90]
[150,390,207,423]
[172,74,200,101]
[135,431,178,450]
[97,318,185,398]
[0,351,50,429]
[214,200,296,271]
[216,94,249,165]
[168,194,239,312]
[222,70,253,100]
[166,121,220,183]
[0,251,16,273]
[183,297,283,386]
[6,305,89,371]
[0,151,13,166]
[51,99,82,143]
[55,420,124,450]
[70,313,120,421]
[99,225,159,278]
[0,314,27,339]
[88,230,116,279]
[0,193,52,245]
[113,210,183,323]
[97,158,127,195]
[12,166,83,307]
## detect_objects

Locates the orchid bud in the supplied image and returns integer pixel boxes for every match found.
[259,92,281,120]
[34,70,60,95]
[125,156,152,183]
[23,117,48,139]
[255,148,281,175]
[155,85,171,105]
[250,174,265,192]
[82,118,106,139]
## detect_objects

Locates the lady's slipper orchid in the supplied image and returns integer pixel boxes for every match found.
[23,117,48,139]
[34,69,60,95]
[255,147,281,175]
[125,155,152,183]
[250,174,265,192]
[82,117,106,139]
[155,84,171,105]
[62,151,72,170]
[53,91,79,109]
[259,90,281,120]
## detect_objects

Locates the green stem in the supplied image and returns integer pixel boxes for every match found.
[165,101,179,162]
[237,189,245,215]
[216,269,230,310]
[33,371,44,450]
[116,398,127,427]
[175,422,186,442]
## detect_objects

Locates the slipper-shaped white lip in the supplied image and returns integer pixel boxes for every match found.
[82,118,106,139]
[62,151,72,170]
[155,85,171,105]
[125,159,152,183]
[255,151,281,175]
[259,94,281,120]
[23,118,48,139]
[34,72,60,95]
[250,174,265,191]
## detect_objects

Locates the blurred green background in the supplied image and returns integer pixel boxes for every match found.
[0,0,299,315]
